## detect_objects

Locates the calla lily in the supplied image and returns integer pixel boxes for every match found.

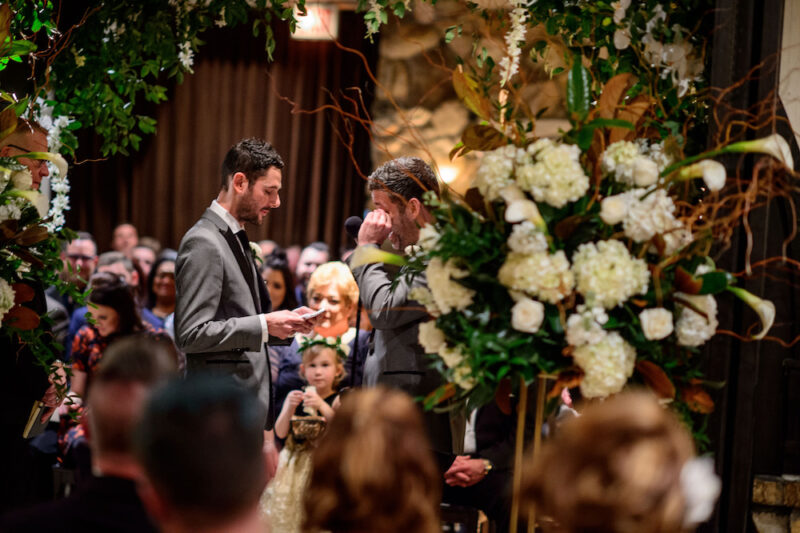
[349,245,408,269]
[678,159,726,191]
[15,151,69,177]
[727,286,775,340]
[8,189,48,217]
[505,198,546,231]
[724,133,794,170]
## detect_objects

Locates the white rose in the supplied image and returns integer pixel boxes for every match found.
[632,156,659,187]
[639,307,674,340]
[511,298,545,333]
[453,363,477,390]
[10,169,33,190]
[418,320,447,354]
[613,28,631,50]
[505,198,543,226]
[0,278,16,322]
[600,194,630,225]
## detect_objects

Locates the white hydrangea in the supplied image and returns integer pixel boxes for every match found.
[637,140,675,173]
[453,362,477,391]
[601,141,641,185]
[572,240,650,309]
[440,345,466,369]
[498,250,574,304]
[418,320,447,354]
[0,198,25,224]
[425,257,475,314]
[507,221,548,254]
[0,278,15,322]
[623,188,680,243]
[474,145,519,201]
[675,293,718,346]
[409,286,441,317]
[573,331,636,398]
[417,224,440,251]
[516,139,589,208]
[566,304,609,347]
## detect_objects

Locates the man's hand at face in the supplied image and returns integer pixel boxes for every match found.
[265,309,315,339]
[357,209,392,247]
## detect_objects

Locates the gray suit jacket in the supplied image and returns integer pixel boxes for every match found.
[175,208,273,427]
[352,251,452,453]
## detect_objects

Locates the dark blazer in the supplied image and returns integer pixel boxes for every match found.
[175,208,274,427]
[0,475,158,533]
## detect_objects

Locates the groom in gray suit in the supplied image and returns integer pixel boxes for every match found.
[175,139,314,472]
[351,157,454,459]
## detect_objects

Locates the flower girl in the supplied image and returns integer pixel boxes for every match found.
[262,337,346,533]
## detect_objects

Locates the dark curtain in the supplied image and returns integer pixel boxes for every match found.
[67,13,377,255]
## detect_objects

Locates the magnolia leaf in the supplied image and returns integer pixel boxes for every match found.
[14,224,50,246]
[0,4,11,48]
[452,67,492,121]
[494,378,513,415]
[0,218,18,239]
[449,141,468,160]
[553,214,587,240]
[12,247,44,269]
[11,283,35,305]
[546,368,583,400]
[595,73,637,120]
[681,385,714,414]
[566,54,590,121]
[461,124,507,153]
[2,305,40,330]
[636,360,675,399]
[609,95,654,143]
[0,105,17,142]
[424,383,456,409]
[674,266,703,294]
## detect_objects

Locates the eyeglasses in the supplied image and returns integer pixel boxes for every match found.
[6,144,47,169]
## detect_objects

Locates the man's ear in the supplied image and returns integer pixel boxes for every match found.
[231,171,249,193]
[406,197,422,219]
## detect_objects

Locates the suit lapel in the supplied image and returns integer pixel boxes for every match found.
[220,227,261,312]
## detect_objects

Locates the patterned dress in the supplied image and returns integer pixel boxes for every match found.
[261,393,337,533]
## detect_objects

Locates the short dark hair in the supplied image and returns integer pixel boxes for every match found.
[97,251,135,273]
[88,336,179,456]
[220,138,284,191]
[87,272,142,335]
[61,231,97,254]
[134,376,267,527]
[259,251,298,311]
[367,157,440,205]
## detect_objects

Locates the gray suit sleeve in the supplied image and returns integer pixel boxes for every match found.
[175,230,263,353]
[352,255,428,329]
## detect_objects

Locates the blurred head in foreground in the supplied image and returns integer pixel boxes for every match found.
[520,391,720,533]
[135,376,268,532]
[303,387,440,533]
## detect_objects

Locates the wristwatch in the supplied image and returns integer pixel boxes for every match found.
[482,459,493,475]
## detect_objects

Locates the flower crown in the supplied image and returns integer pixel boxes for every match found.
[298,334,350,361]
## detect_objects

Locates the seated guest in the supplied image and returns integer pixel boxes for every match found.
[258,239,278,260]
[134,376,270,533]
[65,251,162,359]
[1,336,178,533]
[260,251,298,312]
[304,387,440,533]
[48,231,98,317]
[520,391,721,533]
[294,242,329,306]
[276,261,369,410]
[147,253,177,320]
[59,273,171,479]
[132,244,157,279]
[111,222,138,257]
[139,235,162,256]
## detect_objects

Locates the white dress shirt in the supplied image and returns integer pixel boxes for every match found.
[209,200,269,342]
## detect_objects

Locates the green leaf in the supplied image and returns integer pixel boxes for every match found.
[567,53,590,121]
[697,272,730,295]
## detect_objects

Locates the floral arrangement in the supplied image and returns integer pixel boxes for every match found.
[353,0,798,439]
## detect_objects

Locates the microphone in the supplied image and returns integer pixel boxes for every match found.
[344,216,363,240]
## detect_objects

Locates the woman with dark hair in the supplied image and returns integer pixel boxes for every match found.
[260,251,298,312]
[147,254,177,320]
[59,272,172,476]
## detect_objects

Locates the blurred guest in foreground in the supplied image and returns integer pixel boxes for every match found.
[519,391,721,533]
[303,387,440,533]
[1,336,178,532]
[135,376,270,533]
